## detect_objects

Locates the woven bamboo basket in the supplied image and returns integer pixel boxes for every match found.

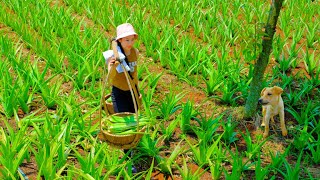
[99,41,145,149]
[103,94,115,115]
[100,113,146,149]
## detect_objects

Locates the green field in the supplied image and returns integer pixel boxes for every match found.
[0,0,319,179]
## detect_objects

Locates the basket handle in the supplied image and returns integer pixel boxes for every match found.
[112,41,140,131]
[99,54,110,134]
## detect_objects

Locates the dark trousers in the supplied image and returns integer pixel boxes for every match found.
[112,86,138,156]
[111,86,136,113]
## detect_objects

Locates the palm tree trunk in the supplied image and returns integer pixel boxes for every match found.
[244,0,284,118]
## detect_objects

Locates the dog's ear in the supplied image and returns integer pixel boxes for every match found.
[273,86,283,95]
[260,87,266,96]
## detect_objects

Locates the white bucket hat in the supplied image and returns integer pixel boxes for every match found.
[115,23,138,40]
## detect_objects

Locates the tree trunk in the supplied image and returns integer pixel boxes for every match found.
[244,0,284,118]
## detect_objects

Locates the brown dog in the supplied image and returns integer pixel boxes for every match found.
[259,86,287,138]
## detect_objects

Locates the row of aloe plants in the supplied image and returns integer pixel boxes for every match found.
[61,0,319,104]
[1,0,107,91]
[1,33,319,177]
[1,85,319,179]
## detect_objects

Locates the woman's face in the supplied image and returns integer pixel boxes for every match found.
[119,35,136,51]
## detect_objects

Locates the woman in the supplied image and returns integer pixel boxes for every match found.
[102,23,141,173]
[103,23,141,113]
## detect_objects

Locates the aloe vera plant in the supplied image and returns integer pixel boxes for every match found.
[0,44,34,115]
[308,70,320,88]
[0,120,30,179]
[277,54,296,73]
[209,156,223,180]
[0,70,18,117]
[305,21,319,48]
[74,63,91,90]
[221,116,238,144]
[303,50,317,77]
[277,72,294,88]
[38,78,62,109]
[141,71,163,90]
[29,115,71,179]
[285,83,313,108]
[195,115,221,144]
[156,91,184,120]
[213,79,240,106]
[31,140,69,179]
[140,85,157,118]
[72,143,109,179]
[254,152,271,180]
[176,155,206,180]
[277,150,304,180]
[160,118,179,143]
[203,66,223,97]
[179,100,199,134]
[272,35,286,62]
[241,129,268,160]
[136,133,164,159]
[286,41,302,64]
[286,100,318,125]
[223,147,251,180]
[103,148,124,177]
[307,140,320,164]
[292,123,312,151]
[155,141,184,176]
[279,8,292,38]
[186,132,224,168]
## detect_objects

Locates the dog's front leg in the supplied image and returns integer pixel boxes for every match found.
[263,113,271,138]
[261,107,266,126]
[279,109,287,136]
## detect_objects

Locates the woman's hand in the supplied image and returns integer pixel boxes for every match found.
[108,56,116,65]
[108,56,116,70]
